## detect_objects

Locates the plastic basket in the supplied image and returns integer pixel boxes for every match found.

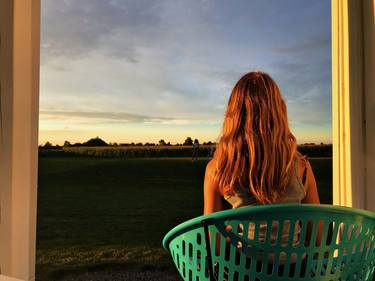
[163,204,375,281]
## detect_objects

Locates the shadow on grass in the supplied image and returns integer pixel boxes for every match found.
[41,261,178,281]
[36,245,178,281]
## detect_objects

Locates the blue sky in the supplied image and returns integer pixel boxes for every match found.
[39,0,331,145]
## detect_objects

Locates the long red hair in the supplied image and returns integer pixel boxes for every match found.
[213,71,297,204]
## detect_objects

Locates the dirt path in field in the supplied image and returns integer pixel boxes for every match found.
[62,270,181,281]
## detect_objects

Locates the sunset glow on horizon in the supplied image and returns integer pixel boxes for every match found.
[40,0,332,146]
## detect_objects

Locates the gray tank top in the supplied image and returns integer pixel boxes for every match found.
[224,158,306,207]
[223,158,306,263]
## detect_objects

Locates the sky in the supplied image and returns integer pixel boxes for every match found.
[39,0,332,145]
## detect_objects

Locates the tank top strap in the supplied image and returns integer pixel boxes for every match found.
[293,157,307,195]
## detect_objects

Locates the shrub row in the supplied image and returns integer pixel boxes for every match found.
[39,144,332,158]
[39,145,215,158]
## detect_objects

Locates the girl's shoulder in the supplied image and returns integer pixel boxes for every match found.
[205,158,218,177]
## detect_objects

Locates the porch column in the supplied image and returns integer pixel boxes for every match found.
[0,0,40,280]
[331,0,375,211]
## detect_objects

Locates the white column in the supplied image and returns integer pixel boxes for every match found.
[363,0,375,211]
[0,0,40,280]
[332,0,375,211]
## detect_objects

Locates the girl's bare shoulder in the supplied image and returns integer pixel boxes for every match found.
[205,158,217,177]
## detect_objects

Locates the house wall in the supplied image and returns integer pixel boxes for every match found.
[363,0,375,212]
[0,0,40,280]
[0,0,15,276]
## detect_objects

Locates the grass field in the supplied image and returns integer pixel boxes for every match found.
[36,157,332,280]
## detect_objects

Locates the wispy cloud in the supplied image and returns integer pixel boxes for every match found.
[39,110,221,126]
[41,0,161,64]
[39,110,171,123]
[271,38,330,54]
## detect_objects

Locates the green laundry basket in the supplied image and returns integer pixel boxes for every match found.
[163,204,375,281]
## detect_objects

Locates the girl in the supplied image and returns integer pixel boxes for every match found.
[204,71,320,214]
[203,72,321,270]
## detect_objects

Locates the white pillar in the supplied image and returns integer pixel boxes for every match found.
[0,0,40,280]
[332,0,375,211]
[363,0,375,211]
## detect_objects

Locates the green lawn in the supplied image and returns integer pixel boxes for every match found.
[36,157,332,280]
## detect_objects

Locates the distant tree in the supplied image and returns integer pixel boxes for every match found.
[130,142,135,146]
[136,142,143,146]
[63,141,71,147]
[83,137,108,147]
[72,142,83,147]
[158,139,166,146]
[167,142,171,146]
[183,137,193,146]
[43,141,53,149]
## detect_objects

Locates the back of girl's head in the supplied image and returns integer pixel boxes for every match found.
[213,71,297,203]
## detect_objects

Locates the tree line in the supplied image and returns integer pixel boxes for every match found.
[39,137,332,158]
[39,137,214,149]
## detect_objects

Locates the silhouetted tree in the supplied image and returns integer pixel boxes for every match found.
[183,137,193,146]
[83,137,108,147]
[63,141,71,147]
[43,141,53,149]
[158,139,166,146]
